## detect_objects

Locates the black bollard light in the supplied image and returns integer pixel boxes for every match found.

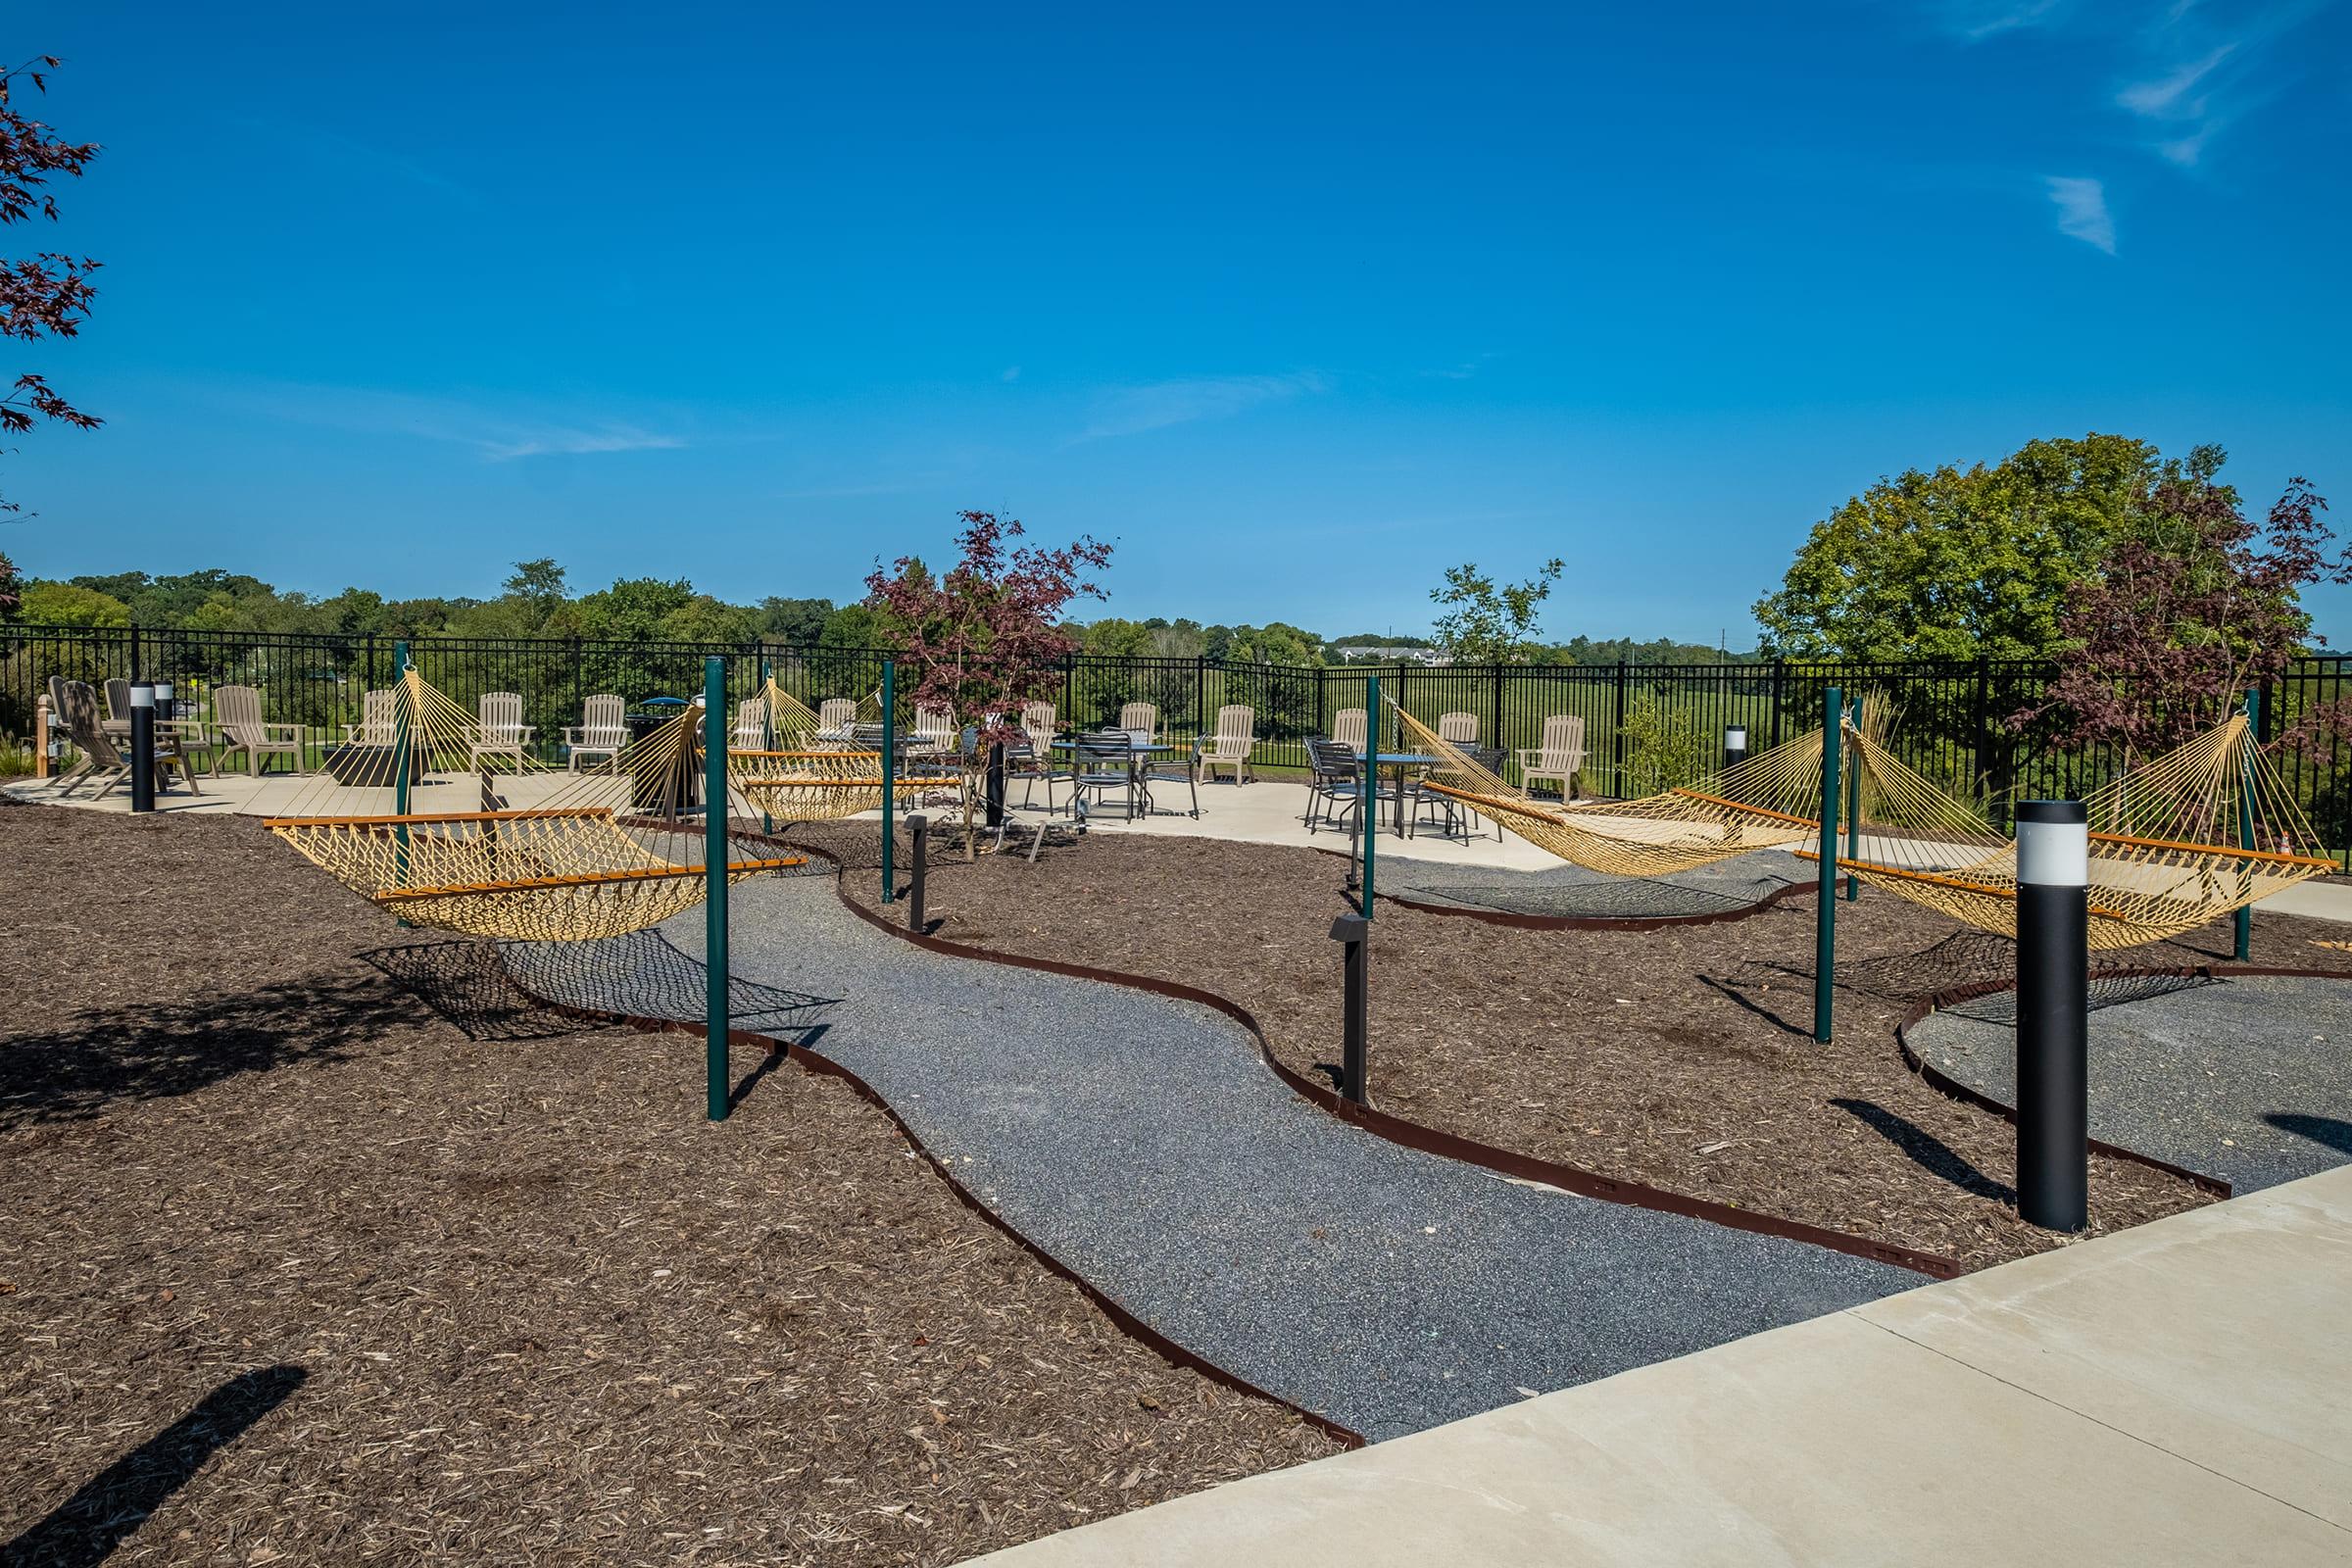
[2016,799,2089,1233]
[1724,724,1748,771]
[907,813,928,933]
[128,680,157,812]
[985,741,1006,828]
[1330,912,1370,1103]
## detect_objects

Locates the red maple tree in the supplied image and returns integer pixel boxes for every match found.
[0,54,100,612]
[2022,470,2343,760]
[863,511,1111,747]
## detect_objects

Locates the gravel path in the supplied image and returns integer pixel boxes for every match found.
[1373,847,1808,920]
[516,870,1915,1441]
[1908,975,2352,1193]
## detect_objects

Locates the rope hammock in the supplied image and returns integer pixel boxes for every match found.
[727,678,963,822]
[265,666,799,942]
[1396,701,1830,877]
[1815,706,2336,950]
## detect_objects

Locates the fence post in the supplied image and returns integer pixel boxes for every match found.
[1611,659,1629,797]
[1195,655,1206,742]
[1490,662,1503,753]
[1815,685,1842,1045]
[2236,686,2261,961]
[1844,694,1862,902]
[881,658,897,905]
[1769,661,1786,750]
[1972,656,1990,815]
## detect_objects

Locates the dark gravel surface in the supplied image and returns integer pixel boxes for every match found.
[1373,847,1807,920]
[521,872,1920,1443]
[1909,975,2352,1193]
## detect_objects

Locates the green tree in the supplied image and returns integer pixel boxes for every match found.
[1079,617,1155,658]
[19,579,128,625]
[501,559,568,630]
[574,576,698,642]
[1430,557,1563,663]
[1752,434,2212,660]
[1226,621,1322,665]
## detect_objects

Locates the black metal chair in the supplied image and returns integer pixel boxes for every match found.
[1413,743,1508,840]
[1140,734,1200,818]
[1070,730,1142,821]
[1303,737,1368,833]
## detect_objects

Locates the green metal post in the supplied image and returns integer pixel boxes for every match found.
[2235,686,2260,961]
[758,654,773,835]
[881,659,897,905]
[392,640,412,917]
[1844,695,1862,902]
[1815,686,1842,1044]
[1361,674,1378,917]
[705,657,730,1122]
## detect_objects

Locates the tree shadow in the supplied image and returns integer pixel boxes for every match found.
[0,974,412,1133]
[3,1364,306,1566]
[2264,1111,2352,1157]
[1832,1097,2017,1204]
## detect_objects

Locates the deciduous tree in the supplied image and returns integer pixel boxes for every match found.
[1431,558,1562,664]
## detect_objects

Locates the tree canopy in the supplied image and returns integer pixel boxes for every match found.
[1430,558,1563,664]
[1752,434,2218,661]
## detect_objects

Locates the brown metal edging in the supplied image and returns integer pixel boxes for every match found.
[497,954,1368,1452]
[779,837,1963,1282]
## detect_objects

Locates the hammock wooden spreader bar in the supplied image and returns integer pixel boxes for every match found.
[726,746,963,823]
[373,856,805,903]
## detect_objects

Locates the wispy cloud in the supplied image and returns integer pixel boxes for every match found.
[230,116,482,205]
[1001,366,1022,382]
[1077,371,1331,441]
[2046,175,2118,252]
[2117,41,2236,114]
[220,381,685,462]
[1937,0,2070,38]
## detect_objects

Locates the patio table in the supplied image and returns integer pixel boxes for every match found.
[1359,750,1439,837]
[1050,737,1173,818]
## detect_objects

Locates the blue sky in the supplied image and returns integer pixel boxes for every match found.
[9,0,2350,644]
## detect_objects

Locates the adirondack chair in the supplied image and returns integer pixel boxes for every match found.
[564,693,626,770]
[102,677,134,740]
[212,684,307,776]
[48,677,129,797]
[732,694,770,750]
[1117,701,1158,744]
[911,705,956,754]
[1516,713,1587,799]
[1200,704,1255,784]
[470,691,536,771]
[343,688,397,747]
[1332,707,1368,755]
[1438,710,1479,744]
[816,698,858,739]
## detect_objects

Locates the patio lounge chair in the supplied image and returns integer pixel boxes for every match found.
[1438,710,1479,744]
[212,684,307,777]
[732,695,770,750]
[564,693,627,770]
[49,677,130,798]
[816,698,858,740]
[1332,707,1368,755]
[911,705,956,755]
[1011,702,1060,810]
[470,691,536,771]
[344,688,397,747]
[1200,704,1255,784]
[1117,702,1158,744]
[1517,713,1587,799]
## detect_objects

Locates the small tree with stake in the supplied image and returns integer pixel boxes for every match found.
[864,511,1111,851]
[2020,464,2343,764]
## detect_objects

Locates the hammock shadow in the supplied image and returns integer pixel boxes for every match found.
[489,930,841,1047]
[2,1364,306,1567]
[1832,1097,2016,1204]
[2264,1111,2352,1156]
[0,973,408,1132]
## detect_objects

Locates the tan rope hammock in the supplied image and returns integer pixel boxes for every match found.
[265,666,798,941]
[727,678,962,822]
[1814,707,2335,950]
[1394,701,1829,877]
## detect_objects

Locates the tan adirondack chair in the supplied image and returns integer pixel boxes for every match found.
[470,691,535,771]
[1117,701,1158,743]
[1019,701,1056,749]
[1332,707,1368,754]
[910,704,956,757]
[1438,710,1479,744]
[817,698,858,739]
[1516,713,1587,799]
[343,688,397,747]
[1200,704,1255,784]
[212,684,307,776]
[49,677,130,797]
[564,693,626,770]
[732,694,770,750]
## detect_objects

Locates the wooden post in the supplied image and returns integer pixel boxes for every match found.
[34,695,49,778]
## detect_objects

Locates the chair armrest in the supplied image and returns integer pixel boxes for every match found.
[262,722,305,740]
[1513,748,1543,768]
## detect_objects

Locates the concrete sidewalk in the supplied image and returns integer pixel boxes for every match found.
[968,1165,2352,1566]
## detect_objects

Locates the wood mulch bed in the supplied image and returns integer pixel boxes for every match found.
[797,821,2352,1271]
[0,804,1337,1567]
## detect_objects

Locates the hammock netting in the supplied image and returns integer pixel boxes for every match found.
[727,680,962,820]
[266,668,801,942]
[1390,695,2334,951]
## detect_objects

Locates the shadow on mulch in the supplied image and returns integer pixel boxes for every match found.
[1832,1097,2016,1204]
[367,931,843,1052]
[2,1364,307,1568]
[0,976,409,1132]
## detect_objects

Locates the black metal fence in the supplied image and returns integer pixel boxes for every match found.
[8,624,2349,864]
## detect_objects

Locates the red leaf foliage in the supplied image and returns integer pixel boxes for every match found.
[862,512,1111,747]
[0,54,101,516]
